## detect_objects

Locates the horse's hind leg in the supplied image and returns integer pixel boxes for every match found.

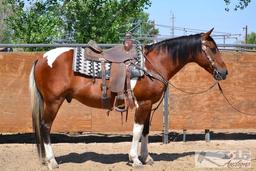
[41,99,64,169]
[129,101,152,167]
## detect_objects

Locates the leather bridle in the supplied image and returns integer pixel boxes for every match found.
[201,40,216,69]
[201,40,224,80]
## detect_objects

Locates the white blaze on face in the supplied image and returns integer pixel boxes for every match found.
[43,47,73,68]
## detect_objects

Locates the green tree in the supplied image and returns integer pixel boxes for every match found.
[63,0,156,43]
[129,12,158,43]
[224,0,251,11]
[247,32,256,44]
[5,0,63,49]
[5,0,157,48]
[0,0,13,43]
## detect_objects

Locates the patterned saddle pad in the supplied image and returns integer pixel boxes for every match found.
[72,44,144,79]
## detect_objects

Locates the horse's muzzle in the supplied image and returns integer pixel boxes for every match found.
[213,69,228,80]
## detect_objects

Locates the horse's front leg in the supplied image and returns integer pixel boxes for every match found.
[140,115,154,165]
[129,101,152,167]
[129,123,144,167]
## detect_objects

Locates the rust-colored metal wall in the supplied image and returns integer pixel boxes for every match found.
[169,51,256,129]
[0,51,255,133]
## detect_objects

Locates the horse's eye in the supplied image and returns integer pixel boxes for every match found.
[210,47,217,54]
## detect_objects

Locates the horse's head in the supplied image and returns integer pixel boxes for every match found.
[195,28,228,80]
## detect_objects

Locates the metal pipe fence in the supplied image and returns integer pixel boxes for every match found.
[0,43,256,50]
[218,44,256,52]
[0,43,118,48]
[218,44,256,48]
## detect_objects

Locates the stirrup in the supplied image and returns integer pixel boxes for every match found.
[115,104,127,113]
[113,95,127,113]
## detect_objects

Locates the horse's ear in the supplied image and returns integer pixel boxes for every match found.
[202,28,214,40]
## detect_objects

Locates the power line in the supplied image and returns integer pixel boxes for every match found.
[156,24,233,35]
[154,23,242,44]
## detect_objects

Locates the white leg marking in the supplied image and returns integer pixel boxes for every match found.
[43,47,73,68]
[44,143,55,160]
[44,143,59,169]
[129,123,144,167]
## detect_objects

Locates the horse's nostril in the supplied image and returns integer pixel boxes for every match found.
[222,74,226,80]
[213,69,228,80]
[221,70,228,80]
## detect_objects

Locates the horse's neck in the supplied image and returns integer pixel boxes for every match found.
[145,50,191,81]
[166,55,191,80]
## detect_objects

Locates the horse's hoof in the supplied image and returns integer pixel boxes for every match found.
[129,154,144,168]
[132,161,143,168]
[47,159,59,170]
[41,159,47,165]
[142,155,154,165]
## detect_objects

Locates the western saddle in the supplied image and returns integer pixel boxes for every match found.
[84,33,142,113]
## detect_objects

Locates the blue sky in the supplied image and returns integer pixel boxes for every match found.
[145,0,255,43]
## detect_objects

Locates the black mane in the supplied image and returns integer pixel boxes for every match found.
[144,34,203,64]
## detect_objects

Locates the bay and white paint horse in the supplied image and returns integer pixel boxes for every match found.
[29,29,228,169]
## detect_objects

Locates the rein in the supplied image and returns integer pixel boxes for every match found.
[217,82,256,116]
[168,81,218,94]
[142,43,219,95]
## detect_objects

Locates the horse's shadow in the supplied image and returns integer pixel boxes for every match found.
[56,151,194,165]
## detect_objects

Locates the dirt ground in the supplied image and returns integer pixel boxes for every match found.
[0,133,256,171]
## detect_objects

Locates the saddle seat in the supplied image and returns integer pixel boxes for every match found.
[86,40,137,63]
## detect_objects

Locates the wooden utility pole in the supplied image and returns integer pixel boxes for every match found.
[163,87,169,144]
[170,12,175,38]
[243,25,248,44]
